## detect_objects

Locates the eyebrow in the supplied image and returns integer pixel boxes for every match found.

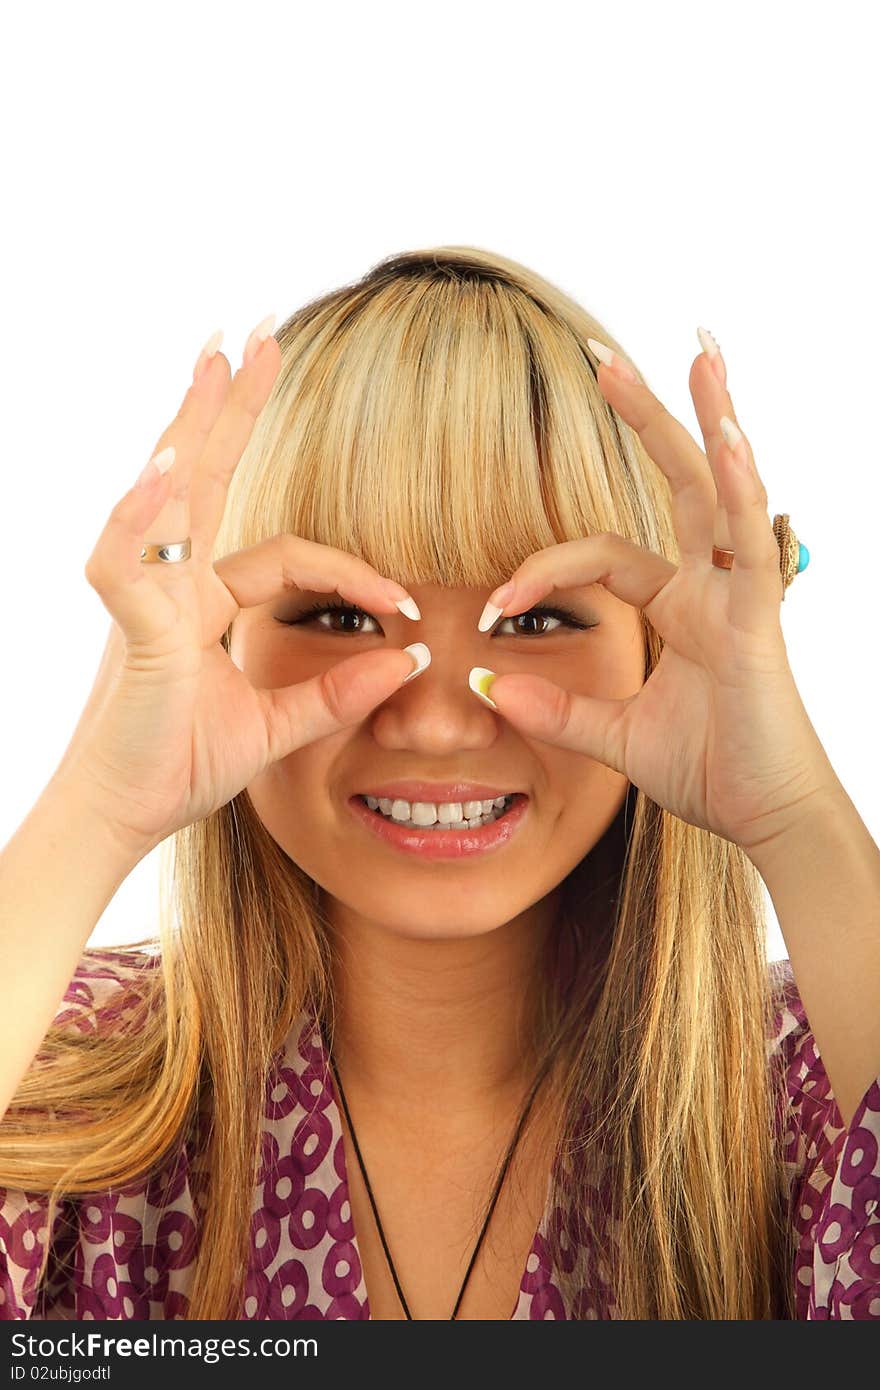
[288,582,607,600]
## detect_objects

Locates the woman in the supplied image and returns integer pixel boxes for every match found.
[1,246,878,1320]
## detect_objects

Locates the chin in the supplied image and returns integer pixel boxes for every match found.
[338,896,523,942]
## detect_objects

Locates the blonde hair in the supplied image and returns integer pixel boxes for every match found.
[0,246,796,1319]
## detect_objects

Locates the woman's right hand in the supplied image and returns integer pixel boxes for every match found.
[52,319,425,866]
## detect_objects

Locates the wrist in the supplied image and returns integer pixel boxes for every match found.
[741,776,852,884]
[43,768,156,879]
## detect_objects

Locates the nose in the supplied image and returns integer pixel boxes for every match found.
[370,640,504,751]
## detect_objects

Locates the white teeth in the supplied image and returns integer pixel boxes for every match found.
[360,793,515,830]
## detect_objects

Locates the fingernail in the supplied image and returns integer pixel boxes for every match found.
[697,326,727,388]
[395,597,421,621]
[468,666,498,709]
[136,444,176,490]
[720,415,743,451]
[478,581,515,632]
[243,313,277,367]
[193,329,224,383]
[379,580,421,620]
[401,642,431,684]
[587,337,639,384]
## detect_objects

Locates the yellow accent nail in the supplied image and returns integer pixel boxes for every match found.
[468,666,498,709]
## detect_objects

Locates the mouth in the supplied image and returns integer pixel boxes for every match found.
[346,792,530,858]
[357,792,519,829]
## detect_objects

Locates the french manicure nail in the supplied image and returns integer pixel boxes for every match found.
[243,313,277,366]
[478,580,515,632]
[401,642,431,683]
[468,666,498,709]
[193,329,224,383]
[136,444,176,490]
[720,415,743,451]
[379,580,421,620]
[394,597,422,619]
[586,337,639,384]
[477,600,505,633]
[697,326,727,387]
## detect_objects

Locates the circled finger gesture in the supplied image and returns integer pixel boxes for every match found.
[473,331,828,858]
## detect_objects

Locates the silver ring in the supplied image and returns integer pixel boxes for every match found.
[140,538,192,564]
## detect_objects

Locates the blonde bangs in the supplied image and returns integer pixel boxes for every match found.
[215,262,659,589]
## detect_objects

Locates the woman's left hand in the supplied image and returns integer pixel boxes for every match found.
[478,334,837,860]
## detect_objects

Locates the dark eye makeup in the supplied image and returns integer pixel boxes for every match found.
[274,597,600,636]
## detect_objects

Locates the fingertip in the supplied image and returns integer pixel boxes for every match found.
[401,642,431,683]
[394,596,422,621]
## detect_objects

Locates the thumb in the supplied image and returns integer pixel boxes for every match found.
[259,644,428,760]
[479,670,631,772]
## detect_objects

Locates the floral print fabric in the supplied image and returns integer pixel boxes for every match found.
[1,950,878,1319]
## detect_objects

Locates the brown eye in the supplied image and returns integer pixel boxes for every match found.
[276,600,381,634]
[496,605,598,636]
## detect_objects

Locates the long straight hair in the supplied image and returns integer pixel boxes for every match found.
[0,246,796,1318]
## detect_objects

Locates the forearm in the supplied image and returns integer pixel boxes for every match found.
[0,775,144,1120]
[746,777,880,1130]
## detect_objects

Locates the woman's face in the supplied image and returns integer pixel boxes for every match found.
[228,580,646,941]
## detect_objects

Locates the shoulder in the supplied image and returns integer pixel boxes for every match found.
[49,945,163,1040]
[766,956,829,1094]
[766,956,848,1159]
[767,956,808,1055]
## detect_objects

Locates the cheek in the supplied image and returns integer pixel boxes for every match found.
[229,619,332,686]
[244,742,336,856]
[548,750,630,827]
[566,624,646,701]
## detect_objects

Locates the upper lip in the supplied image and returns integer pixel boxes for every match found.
[354,781,525,802]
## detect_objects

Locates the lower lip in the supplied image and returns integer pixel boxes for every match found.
[346,794,530,859]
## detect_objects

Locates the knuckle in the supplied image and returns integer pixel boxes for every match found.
[226,372,262,426]
[83,555,103,587]
[547,680,573,736]
[318,662,348,726]
[638,398,668,436]
[275,535,318,592]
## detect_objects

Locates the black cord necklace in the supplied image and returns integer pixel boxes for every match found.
[325,1042,548,1320]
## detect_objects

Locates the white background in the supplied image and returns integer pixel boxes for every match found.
[2,0,877,963]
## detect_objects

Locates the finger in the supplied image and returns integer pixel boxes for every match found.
[258,646,421,761]
[212,533,420,622]
[687,340,742,553]
[140,334,237,569]
[188,325,282,561]
[83,333,238,644]
[686,338,782,628]
[587,340,717,563]
[483,670,634,774]
[715,417,784,632]
[84,443,197,646]
[486,533,677,623]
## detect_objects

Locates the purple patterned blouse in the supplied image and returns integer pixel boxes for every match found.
[1,949,879,1320]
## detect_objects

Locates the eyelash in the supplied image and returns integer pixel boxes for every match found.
[277,598,599,636]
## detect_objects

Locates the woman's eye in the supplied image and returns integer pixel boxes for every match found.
[495,606,597,637]
[277,601,598,636]
[277,601,381,634]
